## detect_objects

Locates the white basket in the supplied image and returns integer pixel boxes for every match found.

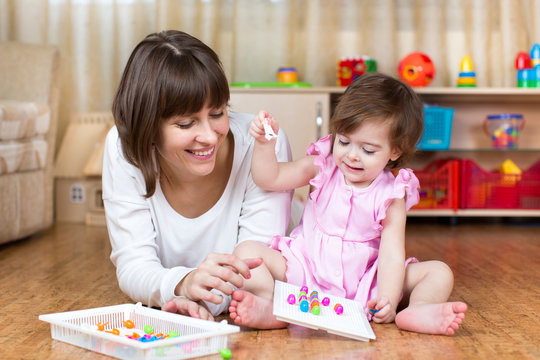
[39,303,239,360]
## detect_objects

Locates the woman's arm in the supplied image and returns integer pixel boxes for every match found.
[250,111,318,191]
[368,197,407,323]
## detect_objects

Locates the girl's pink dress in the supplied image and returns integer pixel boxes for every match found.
[271,135,420,311]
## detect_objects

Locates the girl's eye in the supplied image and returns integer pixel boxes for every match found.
[338,139,349,146]
[363,148,376,155]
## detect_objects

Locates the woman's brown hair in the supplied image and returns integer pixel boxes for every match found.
[112,30,230,197]
[330,73,424,169]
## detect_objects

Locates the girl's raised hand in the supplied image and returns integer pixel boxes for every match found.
[367,296,396,324]
[177,253,263,305]
[249,110,279,143]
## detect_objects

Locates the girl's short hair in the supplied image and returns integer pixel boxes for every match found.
[112,30,230,197]
[330,73,424,169]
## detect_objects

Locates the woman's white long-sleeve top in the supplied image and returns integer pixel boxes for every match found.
[102,111,292,314]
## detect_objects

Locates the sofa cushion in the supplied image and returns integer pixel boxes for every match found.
[0,100,50,140]
[0,138,47,174]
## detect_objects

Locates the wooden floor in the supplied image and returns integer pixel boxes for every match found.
[1,220,539,360]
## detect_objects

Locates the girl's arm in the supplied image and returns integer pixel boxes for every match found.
[250,111,318,191]
[369,197,407,323]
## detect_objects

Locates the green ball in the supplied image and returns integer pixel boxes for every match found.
[143,324,153,334]
[219,348,232,359]
[312,306,320,315]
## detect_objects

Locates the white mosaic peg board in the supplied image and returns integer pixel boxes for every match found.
[273,280,376,342]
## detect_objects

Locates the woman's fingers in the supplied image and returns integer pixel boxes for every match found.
[162,298,214,321]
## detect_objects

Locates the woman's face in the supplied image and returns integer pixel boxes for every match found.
[156,104,229,179]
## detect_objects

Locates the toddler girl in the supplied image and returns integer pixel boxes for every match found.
[229,73,467,335]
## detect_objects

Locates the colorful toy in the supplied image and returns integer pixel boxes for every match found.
[277,67,298,83]
[369,308,380,314]
[300,298,309,312]
[143,324,154,334]
[337,56,377,86]
[334,303,344,315]
[499,158,522,185]
[219,348,232,359]
[321,297,330,306]
[484,113,524,149]
[122,320,134,329]
[397,52,435,87]
[457,55,476,87]
[515,43,540,87]
[309,291,320,315]
[287,294,296,305]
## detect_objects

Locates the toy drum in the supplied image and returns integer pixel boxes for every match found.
[484,114,524,149]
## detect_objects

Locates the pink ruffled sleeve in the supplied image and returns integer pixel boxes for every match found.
[375,169,420,226]
[306,134,333,202]
[394,168,420,211]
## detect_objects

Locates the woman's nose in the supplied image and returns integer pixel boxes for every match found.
[195,119,218,144]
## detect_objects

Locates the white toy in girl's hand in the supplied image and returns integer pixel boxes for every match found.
[262,116,277,141]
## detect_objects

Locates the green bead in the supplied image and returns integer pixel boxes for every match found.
[143,324,153,334]
[219,348,232,359]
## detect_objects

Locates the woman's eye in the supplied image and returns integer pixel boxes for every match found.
[175,121,194,129]
[210,111,224,118]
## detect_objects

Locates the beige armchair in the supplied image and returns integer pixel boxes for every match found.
[0,42,60,244]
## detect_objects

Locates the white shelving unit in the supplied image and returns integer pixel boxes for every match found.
[230,86,540,216]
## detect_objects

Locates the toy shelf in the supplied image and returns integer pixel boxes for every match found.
[230,86,540,217]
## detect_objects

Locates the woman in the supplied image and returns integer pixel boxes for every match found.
[102,30,292,320]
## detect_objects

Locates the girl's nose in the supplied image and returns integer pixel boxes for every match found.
[347,148,361,162]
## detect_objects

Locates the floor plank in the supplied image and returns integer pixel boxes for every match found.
[1,221,539,359]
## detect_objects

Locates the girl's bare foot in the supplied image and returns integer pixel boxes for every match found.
[395,302,467,335]
[228,290,288,329]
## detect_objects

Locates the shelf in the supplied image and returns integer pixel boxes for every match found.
[409,209,540,217]
[420,148,540,152]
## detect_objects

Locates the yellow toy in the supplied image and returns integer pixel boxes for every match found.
[499,159,522,185]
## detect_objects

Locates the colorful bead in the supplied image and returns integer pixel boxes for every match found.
[334,303,344,315]
[287,294,296,305]
[300,299,309,312]
[143,325,154,335]
[322,297,330,306]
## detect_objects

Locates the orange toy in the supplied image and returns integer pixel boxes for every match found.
[397,52,435,87]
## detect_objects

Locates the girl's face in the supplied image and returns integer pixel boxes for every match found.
[156,105,229,179]
[332,119,401,188]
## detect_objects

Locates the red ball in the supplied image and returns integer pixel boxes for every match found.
[397,52,435,87]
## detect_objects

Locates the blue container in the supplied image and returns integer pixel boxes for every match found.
[419,106,454,150]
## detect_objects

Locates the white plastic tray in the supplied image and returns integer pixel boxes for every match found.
[39,303,239,360]
[273,281,376,342]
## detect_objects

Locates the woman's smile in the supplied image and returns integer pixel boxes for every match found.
[187,146,216,160]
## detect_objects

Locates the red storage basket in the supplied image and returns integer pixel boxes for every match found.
[412,159,460,211]
[460,159,540,209]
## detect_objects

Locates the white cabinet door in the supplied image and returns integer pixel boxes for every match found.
[230,90,331,200]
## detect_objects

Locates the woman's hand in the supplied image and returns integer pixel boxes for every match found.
[161,298,214,321]
[367,296,396,324]
[249,110,279,143]
[176,253,263,304]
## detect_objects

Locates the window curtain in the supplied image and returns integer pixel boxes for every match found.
[1,0,539,149]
